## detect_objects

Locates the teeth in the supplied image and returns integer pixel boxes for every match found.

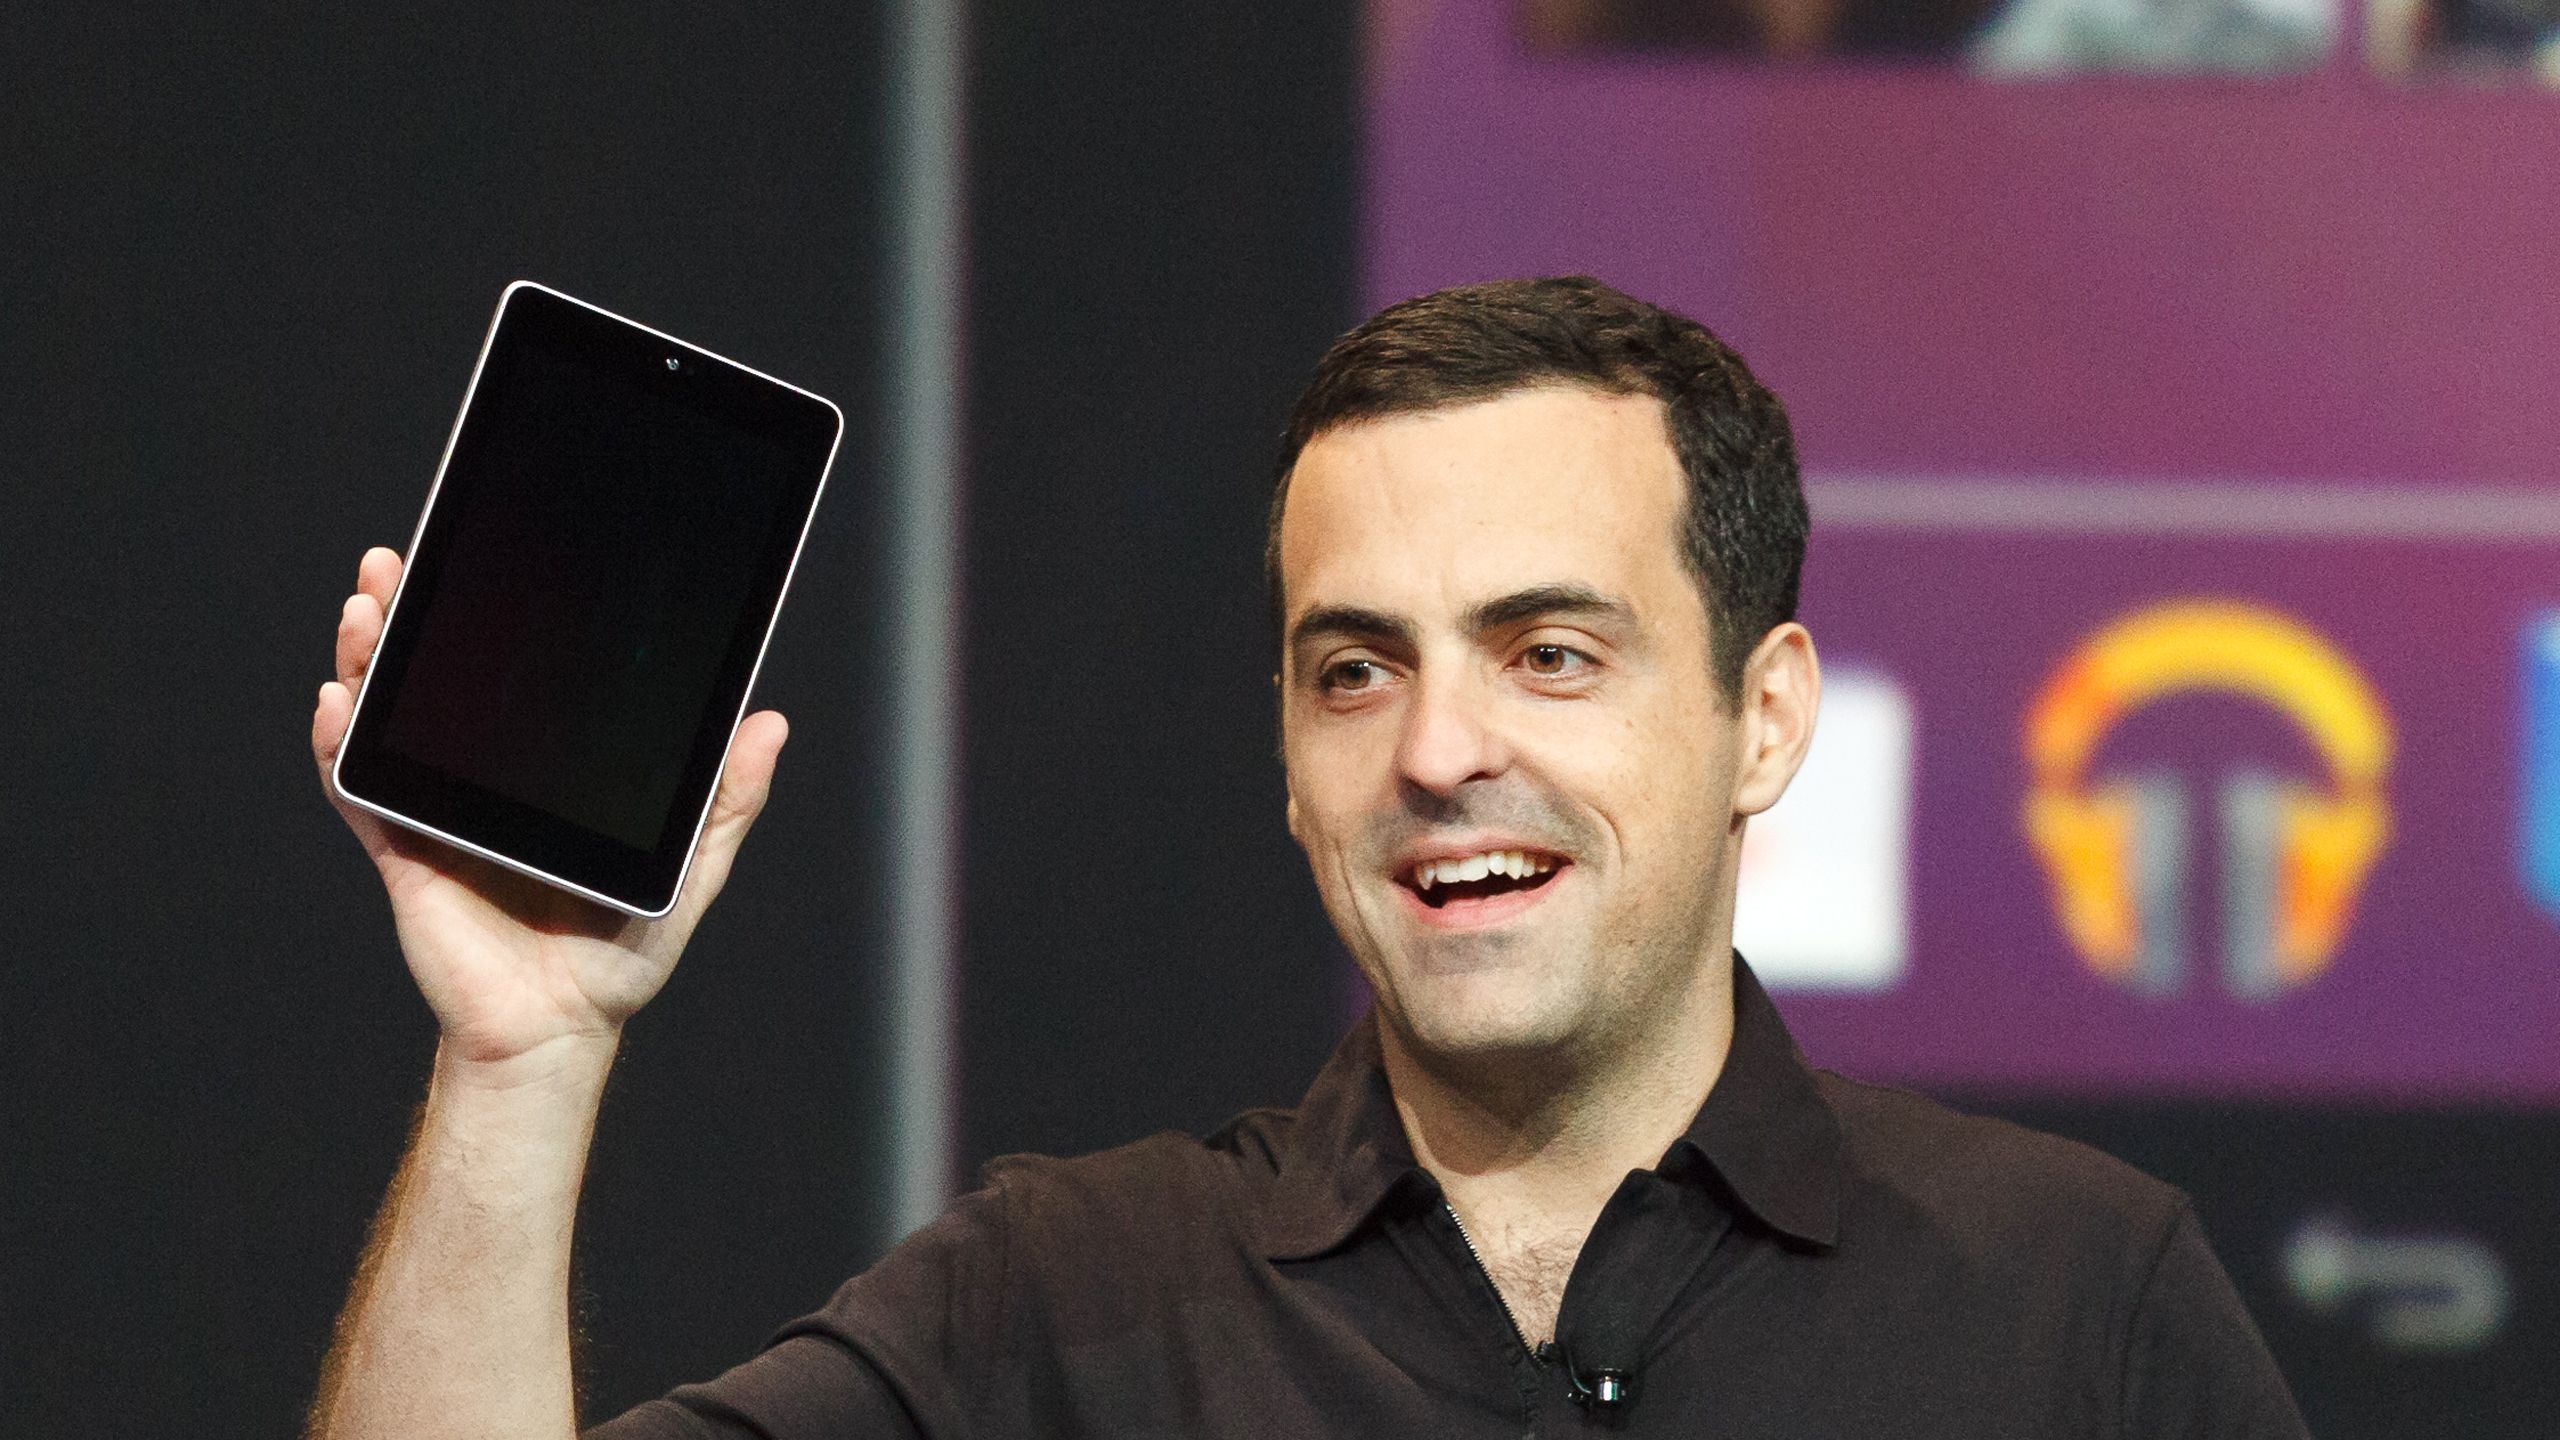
[1410,850,1560,888]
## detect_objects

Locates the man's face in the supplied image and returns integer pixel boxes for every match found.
[1276,386,1770,1071]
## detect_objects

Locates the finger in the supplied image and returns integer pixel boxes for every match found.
[703,710,788,844]
[671,710,789,916]
[336,591,384,693]
[313,679,399,858]
[358,546,402,608]
[313,680,353,773]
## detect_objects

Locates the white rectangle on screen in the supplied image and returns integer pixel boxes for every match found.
[1734,666,1913,992]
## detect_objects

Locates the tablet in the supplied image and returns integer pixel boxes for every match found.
[333,281,843,917]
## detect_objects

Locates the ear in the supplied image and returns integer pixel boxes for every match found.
[1731,623,1820,819]
[1275,670,1308,848]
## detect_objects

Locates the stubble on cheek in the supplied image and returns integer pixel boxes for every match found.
[1323,844,1400,976]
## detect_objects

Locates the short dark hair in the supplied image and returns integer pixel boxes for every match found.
[1267,276,1808,704]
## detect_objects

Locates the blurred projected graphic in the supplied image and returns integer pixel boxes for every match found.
[2284,1212,2512,1354]
[2023,601,2389,1001]
[2525,613,2560,921]
[1767,504,2560,1099]
[2371,0,2560,83]
[1736,666,1912,992]
[1523,0,2341,71]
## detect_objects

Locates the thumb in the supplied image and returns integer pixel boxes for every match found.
[670,710,790,917]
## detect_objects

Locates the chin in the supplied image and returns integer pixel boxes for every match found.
[1386,967,1584,1065]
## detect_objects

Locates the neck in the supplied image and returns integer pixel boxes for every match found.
[1380,957,1737,1232]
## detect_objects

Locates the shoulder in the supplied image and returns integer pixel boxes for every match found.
[812,1110,1295,1336]
[1814,1070,2188,1265]
[874,1109,1293,1347]
[1789,1080,2303,1430]
[980,1105,1292,1223]
[956,1106,1295,1274]
[770,1112,1307,1430]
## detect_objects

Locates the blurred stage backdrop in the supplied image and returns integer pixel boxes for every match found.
[1363,1,2560,1432]
[4,1,2553,1435]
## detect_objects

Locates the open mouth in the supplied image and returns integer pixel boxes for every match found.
[1400,849,1565,910]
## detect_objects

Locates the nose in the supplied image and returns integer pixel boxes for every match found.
[1394,666,1508,796]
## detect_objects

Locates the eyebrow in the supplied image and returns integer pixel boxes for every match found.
[1463,582,1634,635]
[1285,583,1635,656]
[1288,604,1415,655]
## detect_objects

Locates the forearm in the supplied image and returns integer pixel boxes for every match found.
[308,1035,619,1440]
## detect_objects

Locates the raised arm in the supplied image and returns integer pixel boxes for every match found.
[304,546,790,1440]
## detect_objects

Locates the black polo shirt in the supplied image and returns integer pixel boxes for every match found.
[588,960,2308,1437]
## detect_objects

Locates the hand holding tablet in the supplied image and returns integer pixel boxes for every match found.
[309,284,840,1065]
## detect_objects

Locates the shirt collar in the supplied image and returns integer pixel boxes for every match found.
[1254,954,1843,1261]
[1660,956,1843,1248]
[1255,1010,1425,1261]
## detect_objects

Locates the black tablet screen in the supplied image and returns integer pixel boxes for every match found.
[341,284,838,909]
[379,339,792,848]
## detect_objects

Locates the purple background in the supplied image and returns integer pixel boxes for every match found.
[1798,529,2560,1100]
[1367,1,2560,1099]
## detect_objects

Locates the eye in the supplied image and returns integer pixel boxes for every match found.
[1319,658,1385,694]
[1520,644,1590,677]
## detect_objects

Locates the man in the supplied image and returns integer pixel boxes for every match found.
[307,278,2308,1437]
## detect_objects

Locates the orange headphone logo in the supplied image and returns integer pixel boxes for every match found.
[2024,601,2391,999]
